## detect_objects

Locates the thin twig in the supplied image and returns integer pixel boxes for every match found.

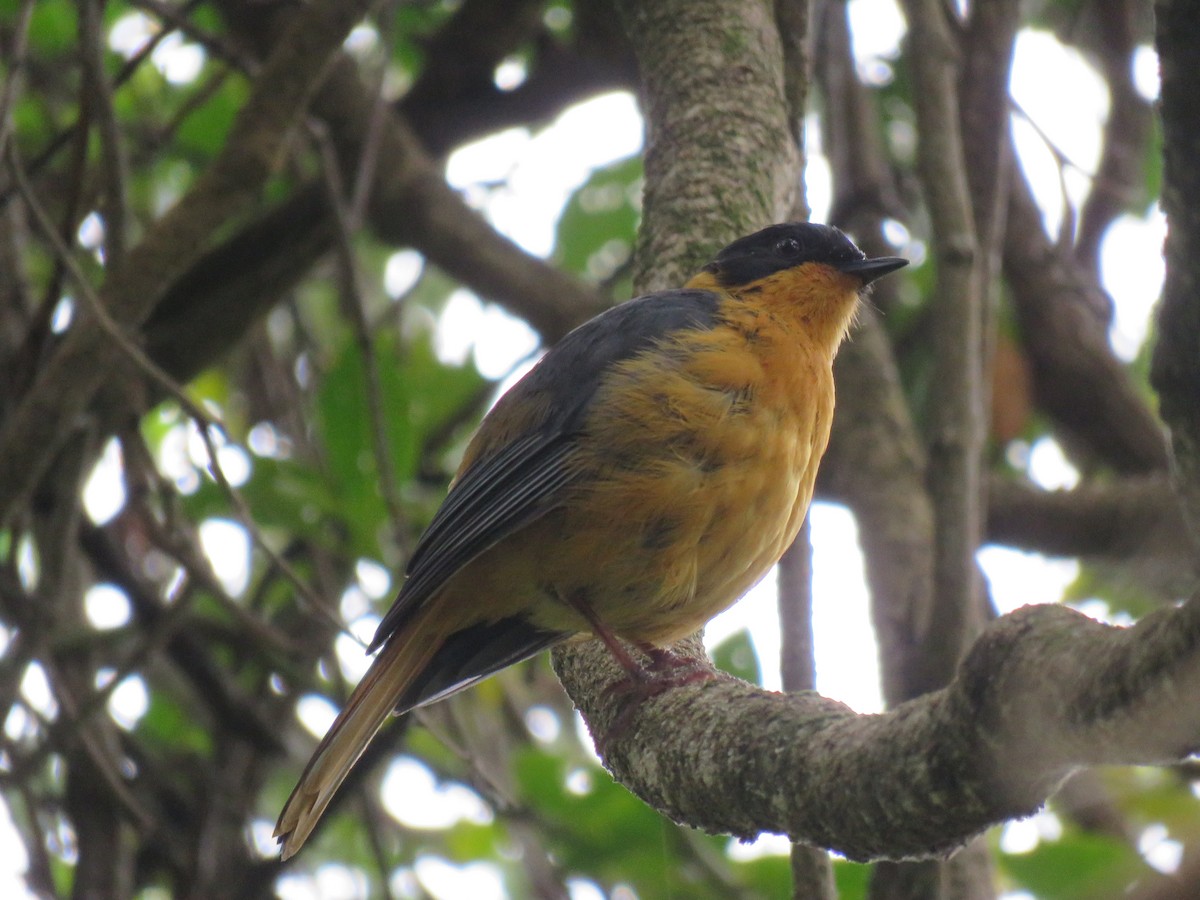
[79,0,131,264]
[130,0,257,73]
[15,782,57,895]
[0,2,194,210]
[359,791,400,900]
[8,24,95,402]
[0,0,379,526]
[38,660,158,834]
[120,427,301,657]
[0,0,36,155]
[154,69,232,151]
[311,122,411,559]
[7,140,358,646]
[1075,1,1151,269]
[777,517,816,693]
[349,0,400,226]
[1009,97,1082,246]
[899,0,986,696]
[191,410,365,648]
[7,141,191,427]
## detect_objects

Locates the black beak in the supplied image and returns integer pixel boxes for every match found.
[835,256,908,285]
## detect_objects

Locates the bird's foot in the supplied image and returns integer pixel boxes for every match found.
[561,591,716,752]
[634,641,701,675]
[604,658,715,701]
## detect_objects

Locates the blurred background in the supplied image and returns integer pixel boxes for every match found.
[0,0,1188,897]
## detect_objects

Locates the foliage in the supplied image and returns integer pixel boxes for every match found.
[0,0,1191,898]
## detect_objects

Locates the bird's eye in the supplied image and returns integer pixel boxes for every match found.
[775,238,802,257]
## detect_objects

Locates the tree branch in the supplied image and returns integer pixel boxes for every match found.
[819,306,937,707]
[814,0,937,709]
[0,0,379,524]
[778,519,817,694]
[814,0,906,233]
[79,0,130,265]
[958,0,1019,267]
[616,0,801,290]
[1075,0,1155,272]
[1152,0,1200,542]
[985,475,1192,564]
[554,594,1200,861]
[900,0,987,691]
[1004,159,1169,476]
[140,44,612,386]
[397,0,549,154]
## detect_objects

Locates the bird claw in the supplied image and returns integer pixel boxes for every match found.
[636,643,701,674]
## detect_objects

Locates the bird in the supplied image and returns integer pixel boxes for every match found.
[275,222,907,858]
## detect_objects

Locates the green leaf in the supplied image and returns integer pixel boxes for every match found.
[138,691,213,756]
[998,831,1148,899]
[27,0,77,54]
[710,628,762,686]
[513,748,746,898]
[1142,116,1163,208]
[553,155,642,280]
[733,853,793,897]
[443,821,504,862]
[833,859,872,899]
[1063,562,1162,618]
[51,855,74,897]
[13,94,58,146]
[316,329,486,556]
[1096,766,1200,838]
[177,77,248,158]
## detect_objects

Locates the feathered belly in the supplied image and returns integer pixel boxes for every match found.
[504,332,835,645]
[537,396,822,644]
[636,422,816,642]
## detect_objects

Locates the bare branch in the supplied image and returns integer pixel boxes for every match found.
[554,594,1200,861]
[78,0,131,264]
[1004,161,1169,476]
[0,0,231,210]
[0,0,379,524]
[986,475,1192,564]
[401,0,637,155]
[814,0,906,232]
[77,520,284,753]
[311,124,410,559]
[900,0,987,688]
[0,0,35,155]
[1152,0,1200,541]
[1075,0,1155,271]
[819,306,937,706]
[778,519,817,693]
[812,0,941,709]
[615,0,801,290]
[140,51,611,386]
[958,0,1020,259]
[350,84,609,339]
[774,0,813,215]
[398,0,547,141]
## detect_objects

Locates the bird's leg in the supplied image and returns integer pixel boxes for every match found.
[564,592,715,692]
[562,591,652,682]
[562,591,717,754]
[632,640,698,674]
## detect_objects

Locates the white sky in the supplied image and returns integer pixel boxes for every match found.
[1,6,1170,900]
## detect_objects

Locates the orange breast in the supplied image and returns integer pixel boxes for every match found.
[528,303,837,643]
[436,271,857,646]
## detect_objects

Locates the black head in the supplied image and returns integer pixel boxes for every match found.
[703,222,907,288]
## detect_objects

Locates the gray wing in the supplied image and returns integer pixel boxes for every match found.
[368,289,722,652]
